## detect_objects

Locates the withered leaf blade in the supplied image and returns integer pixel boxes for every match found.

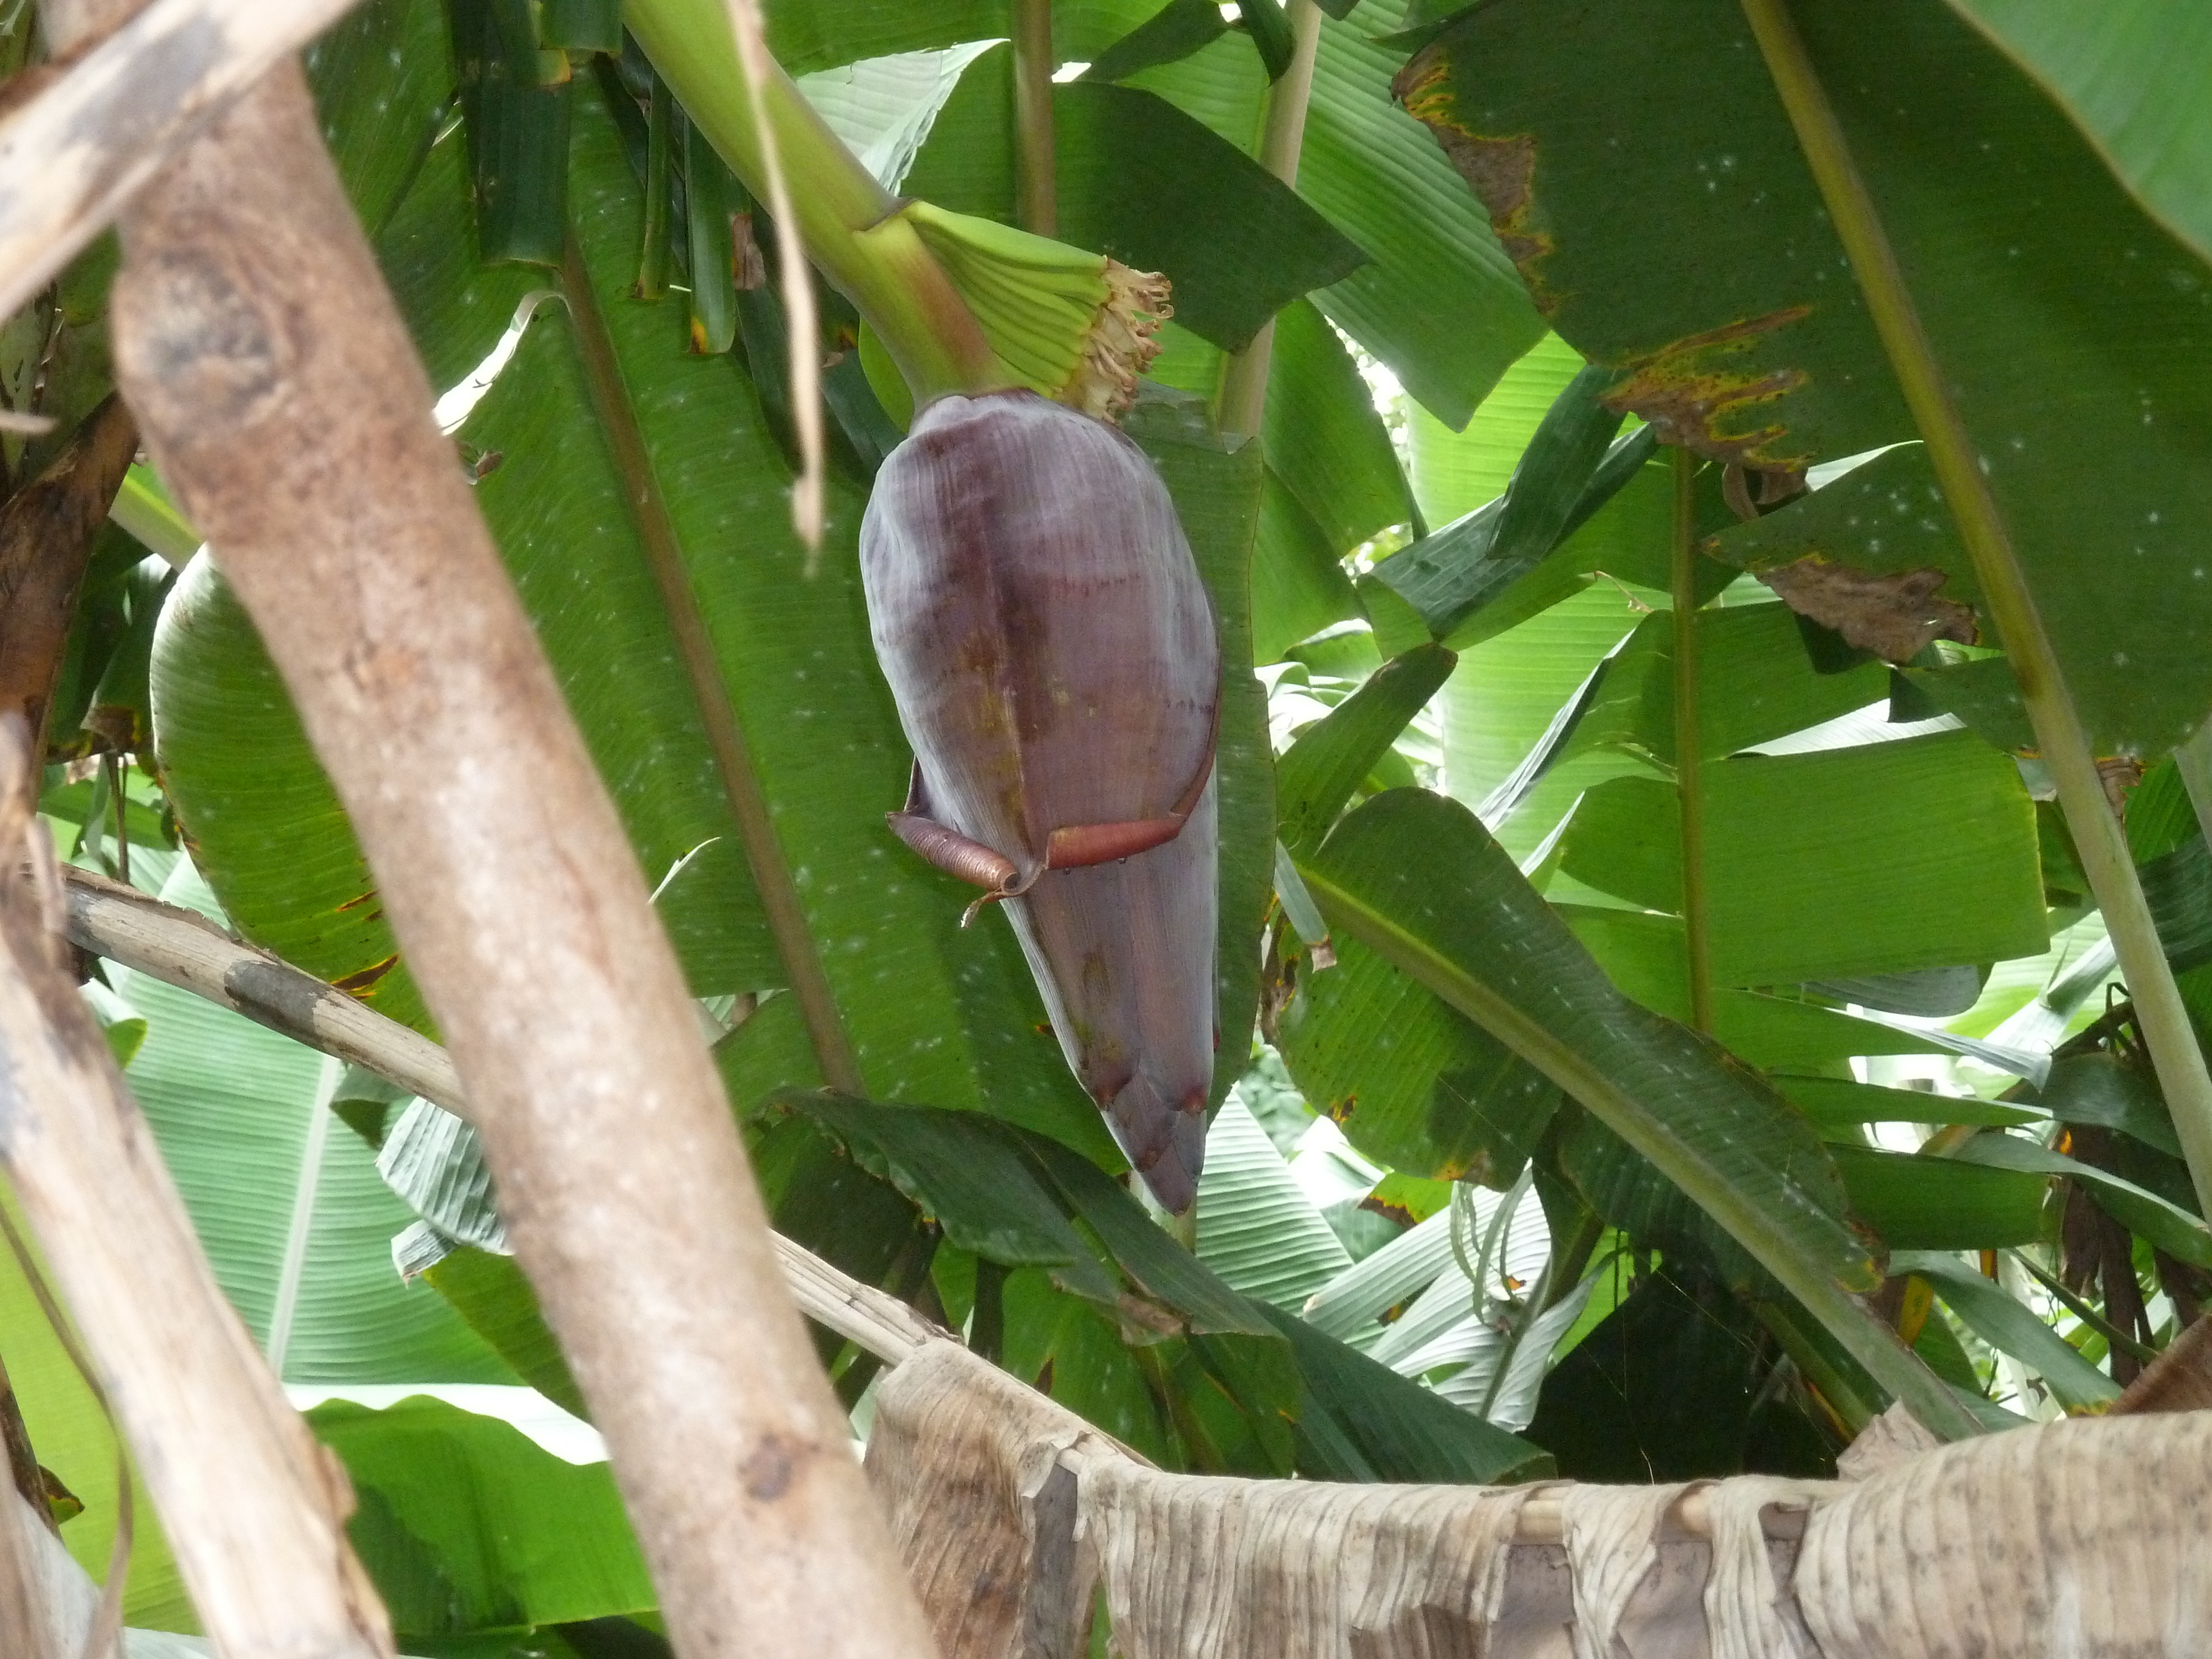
[1757,555,1978,664]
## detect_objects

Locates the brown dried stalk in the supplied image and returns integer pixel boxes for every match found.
[59,863,944,1368]
[93,61,932,1659]
[0,717,392,1659]
[0,0,359,324]
[870,1338,2212,1659]
[0,395,137,769]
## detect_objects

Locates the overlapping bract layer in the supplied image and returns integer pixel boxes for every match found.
[859,390,1221,1211]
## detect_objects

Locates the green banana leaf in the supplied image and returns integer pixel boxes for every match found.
[305,0,453,241]
[1402,0,2212,759]
[310,1395,654,1637]
[1279,927,1556,1185]
[901,48,1365,352]
[770,1090,1548,1480]
[1890,1249,2120,1411]
[1192,1094,1353,1312]
[1292,787,1984,1437]
[1556,730,2048,987]
[1408,335,1580,525]
[1275,641,1457,856]
[1826,1146,2048,1251]
[1115,0,1546,424]
[763,0,1005,75]
[1942,0,2212,272]
[1373,362,1626,638]
[1488,599,1891,860]
[106,866,514,1385]
[1262,298,1417,555]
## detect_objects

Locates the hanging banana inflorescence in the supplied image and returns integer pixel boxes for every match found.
[860,388,1222,1214]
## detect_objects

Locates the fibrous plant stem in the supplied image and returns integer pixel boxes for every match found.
[1740,0,2212,1227]
[635,70,671,299]
[625,0,1003,404]
[1298,861,1985,1440]
[560,234,865,1095]
[1215,0,1323,437]
[0,720,386,1659]
[102,58,935,1652]
[1012,0,1057,235]
[2174,718,2212,853]
[1672,446,1712,1034]
[717,0,825,546]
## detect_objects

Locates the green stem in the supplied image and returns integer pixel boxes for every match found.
[2012,1249,2157,1366]
[1753,1300,1880,1439]
[635,71,671,299]
[2175,719,2212,854]
[560,233,865,1095]
[1671,447,1711,1034]
[621,0,1003,401]
[1740,0,2212,1228]
[1298,862,1984,1439]
[1011,0,1057,236]
[1215,0,1323,438]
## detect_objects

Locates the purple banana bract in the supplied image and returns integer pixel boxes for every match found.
[858,389,1221,1213]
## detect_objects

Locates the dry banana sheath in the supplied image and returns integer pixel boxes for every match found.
[859,389,1220,1213]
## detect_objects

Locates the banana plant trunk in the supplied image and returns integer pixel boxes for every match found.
[81,45,936,1659]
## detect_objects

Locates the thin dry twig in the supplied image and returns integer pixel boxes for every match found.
[0,714,390,1659]
[57,864,943,1367]
[720,0,824,555]
[97,58,932,1655]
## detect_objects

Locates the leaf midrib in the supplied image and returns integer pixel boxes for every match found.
[1297,857,1985,1441]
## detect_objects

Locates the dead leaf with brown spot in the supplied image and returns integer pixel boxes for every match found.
[2098,756,2145,818]
[1757,466,1808,507]
[1605,310,1813,469]
[1392,54,1558,309]
[331,953,399,995]
[1757,556,1978,663]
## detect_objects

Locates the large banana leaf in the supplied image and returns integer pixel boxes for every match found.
[1889,1250,2120,1412]
[0,1191,189,1629]
[765,0,1004,75]
[1486,599,1891,864]
[1400,0,2212,758]
[106,867,513,1385]
[1292,787,1981,1436]
[771,1090,1550,1481]
[309,1395,654,1637]
[1419,343,1650,816]
[1108,0,1545,425]
[1556,730,2048,987]
[1940,1,2212,272]
[1408,335,1580,525]
[1194,1094,1354,1311]
[304,0,453,241]
[901,46,1364,352]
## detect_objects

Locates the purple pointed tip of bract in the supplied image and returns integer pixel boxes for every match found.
[1112,1082,1207,1216]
